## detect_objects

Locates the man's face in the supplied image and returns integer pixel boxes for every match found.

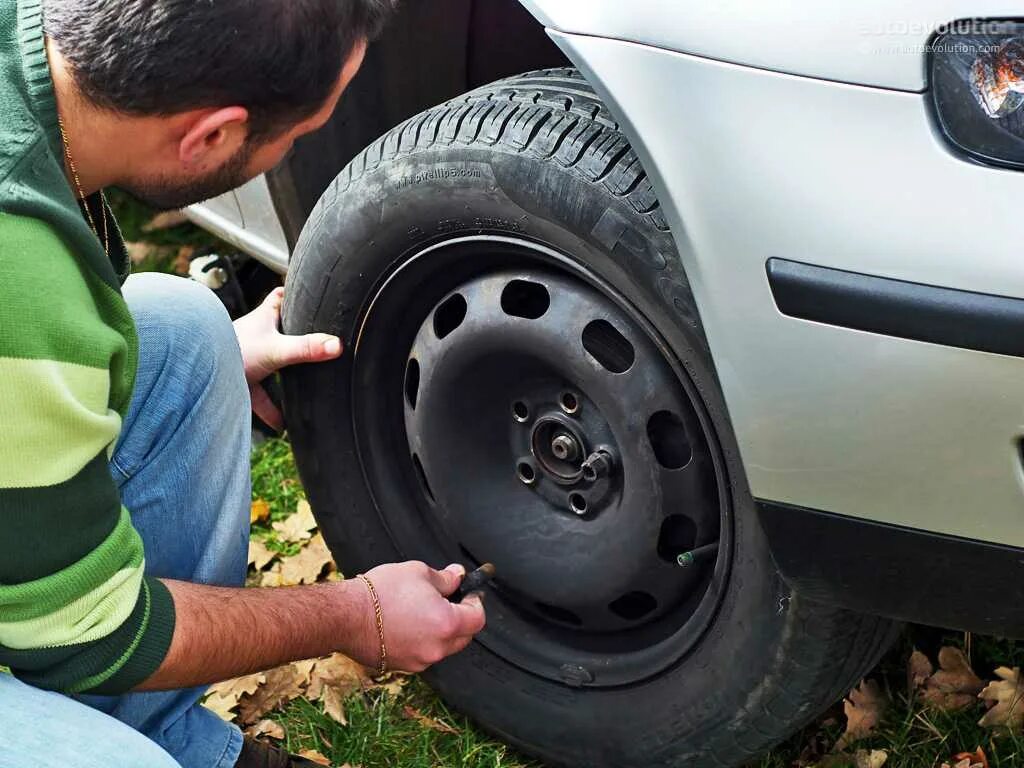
[123,40,366,211]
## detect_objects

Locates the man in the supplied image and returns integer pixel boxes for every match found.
[0,1,487,767]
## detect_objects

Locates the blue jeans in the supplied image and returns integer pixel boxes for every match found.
[0,273,252,768]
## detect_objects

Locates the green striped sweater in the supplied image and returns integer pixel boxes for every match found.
[0,0,175,693]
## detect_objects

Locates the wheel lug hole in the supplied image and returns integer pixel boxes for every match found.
[517,461,537,485]
[569,492,588,515]
[559,391,580,416]
[512,401,530,423]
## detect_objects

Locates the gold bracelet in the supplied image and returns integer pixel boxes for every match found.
[357,574,387,677]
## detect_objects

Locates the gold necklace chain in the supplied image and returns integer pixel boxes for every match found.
[57,114,109,257]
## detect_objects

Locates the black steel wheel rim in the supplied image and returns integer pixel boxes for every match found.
[351,235,733,688]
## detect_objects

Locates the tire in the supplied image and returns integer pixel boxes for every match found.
[282,68,898,768]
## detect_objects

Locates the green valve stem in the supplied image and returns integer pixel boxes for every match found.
[676,542,720,568]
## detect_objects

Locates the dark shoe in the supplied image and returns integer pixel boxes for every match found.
[234,736,324,768]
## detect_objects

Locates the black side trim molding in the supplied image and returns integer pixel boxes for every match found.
[767,258,1024,358]
[759,500,1024,637]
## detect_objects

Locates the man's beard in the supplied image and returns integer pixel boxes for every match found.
[122,141,257,211]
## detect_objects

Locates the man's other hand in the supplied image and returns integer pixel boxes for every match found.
[233,286,343,430]
[352,562,487,673]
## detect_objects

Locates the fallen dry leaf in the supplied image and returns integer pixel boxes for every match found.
[125,241,150,265]
[244,719,285,740]
[979,667,1024,730]
[260,562,284,587]
[297,749,331,766]
[202,691,240,722]
[370,673,410,697]
[816,748,889,768]
[272,500,317,543]
[308,654,370,701]
[238,663,309,724]
[248,539,277,571]
[293,658,317,682]
[251,499,271,524]
[208,672,265,701]
[941,748,988,768]
[836,679,888,750]
[322,685,348,726]
[908,649,933,693]
[402,705,459,735]
[308,653,370,726]
[919,647,984,712]
[853,749,888,768]
[203,673,266,722]
[125,241,172,266]
[142,210,189,232]
[279,533,334,586]
[172,245,196,276]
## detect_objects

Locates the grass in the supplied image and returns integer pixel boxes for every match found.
[274,679,539,768]
[250,437,309,557]
[753,630,1024,768]
[756,695,1022,768]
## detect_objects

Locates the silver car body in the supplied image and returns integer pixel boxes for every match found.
[186,175,290,273]
[189,1,1024,545]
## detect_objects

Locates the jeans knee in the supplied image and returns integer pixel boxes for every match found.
[124,273,234,348]
[123,273,246,398]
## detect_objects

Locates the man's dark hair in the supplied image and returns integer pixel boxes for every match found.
[44,0,396,140]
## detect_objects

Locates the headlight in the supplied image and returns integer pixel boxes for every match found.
[932,21,1024,169]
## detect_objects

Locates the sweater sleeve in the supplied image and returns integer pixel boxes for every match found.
[0,212,175,694]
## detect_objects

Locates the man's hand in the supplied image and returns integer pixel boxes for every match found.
[233,287,343,430]
[140,563,487,691]
[349,562,487,673]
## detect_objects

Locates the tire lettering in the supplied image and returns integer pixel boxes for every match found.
[395,165,484,190]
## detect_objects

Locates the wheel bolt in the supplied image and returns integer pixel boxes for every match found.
[581,449,614,481]
[551,434,579,462]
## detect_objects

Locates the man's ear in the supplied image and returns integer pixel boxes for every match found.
[178,106,250,166]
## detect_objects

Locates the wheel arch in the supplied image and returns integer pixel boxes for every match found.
[268,0,570,244]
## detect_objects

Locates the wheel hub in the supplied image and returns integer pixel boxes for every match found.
[531,416,585,482]
[351,235,731,686]
[402,269,721,634]
[549,432,579,464]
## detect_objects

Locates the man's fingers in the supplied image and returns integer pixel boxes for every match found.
[450,594,486,636]
[427,564,465,597]
[254,287,285,326]
[445,634,475,657]
[250,384,284,432]
[261,286,285,310]
[272,333,343,369]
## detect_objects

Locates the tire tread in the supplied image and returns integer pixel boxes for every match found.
[296,67,673,261]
